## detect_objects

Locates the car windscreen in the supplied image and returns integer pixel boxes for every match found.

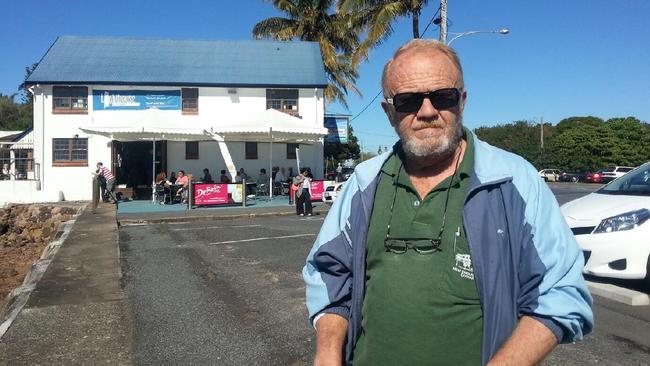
[598,163,650,196]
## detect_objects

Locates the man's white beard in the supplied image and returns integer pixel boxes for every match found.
[399,117,464,161]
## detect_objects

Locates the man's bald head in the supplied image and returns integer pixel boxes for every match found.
[381,39,464,98]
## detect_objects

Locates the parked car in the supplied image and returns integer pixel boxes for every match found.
[322,181,345,204]
[601,166,635,183]
[538,169,562,182]
[560,162,650,284]
[585,170,606,184]
[559,171,586,183]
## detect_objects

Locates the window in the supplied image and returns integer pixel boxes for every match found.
[52,138,88,166]
[52,86,88,113]
[245,142,258,160]
[286,143,298,159]
[182,88,199,114]
[266,89,299,116]
[185,141,199,159]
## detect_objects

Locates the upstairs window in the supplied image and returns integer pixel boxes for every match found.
[52,86,88,113]
[185,141,199,159]
[266,89,299,116]
[286,143,298,159]
[52,138,88,167]
[245,142,258,160]
[182,88,199,114]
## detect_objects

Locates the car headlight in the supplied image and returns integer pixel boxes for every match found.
[593,208,650,233]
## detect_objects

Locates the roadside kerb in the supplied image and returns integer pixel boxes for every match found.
[587,281,650,306]
[118,205,331,225]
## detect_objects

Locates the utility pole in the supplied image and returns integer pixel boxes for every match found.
[539,117,544,149]
[439,0,448,44]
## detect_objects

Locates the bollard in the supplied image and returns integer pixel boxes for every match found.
[91,177,99,213]
[242,179,247,207]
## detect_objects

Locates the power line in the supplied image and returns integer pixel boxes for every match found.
[348,5,442,124]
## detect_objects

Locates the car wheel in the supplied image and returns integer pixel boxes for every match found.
[543,177,548,182]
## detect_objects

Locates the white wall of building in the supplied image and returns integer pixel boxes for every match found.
[17,84,325,204]
[166,141,319,181]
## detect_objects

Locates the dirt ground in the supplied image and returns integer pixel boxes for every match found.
[0,205,78,311]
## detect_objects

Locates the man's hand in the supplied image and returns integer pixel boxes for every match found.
[487,316,558,366]
[314,313,348,366]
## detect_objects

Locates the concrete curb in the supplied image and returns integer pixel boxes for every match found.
[117,208,329,226]
[0,210,83,340]
[587,281,650,306]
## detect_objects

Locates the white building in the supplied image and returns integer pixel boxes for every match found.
[3,36,328,203]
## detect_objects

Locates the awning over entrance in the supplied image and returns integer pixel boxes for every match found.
[79,126,212,142]
[215,109,328,144]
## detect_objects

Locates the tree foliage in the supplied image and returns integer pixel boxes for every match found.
[253,0,367,108]
[476,116,650,173]
[0,94,31,131]
[0,63,37,131]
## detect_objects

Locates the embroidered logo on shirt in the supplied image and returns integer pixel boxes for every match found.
[452,226,474,280]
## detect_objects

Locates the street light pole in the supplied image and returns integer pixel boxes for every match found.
[439,0,448,44]
[447,29,510,45]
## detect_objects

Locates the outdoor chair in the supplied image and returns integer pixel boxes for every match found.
[256,183,269,198]
[155,184,170,204]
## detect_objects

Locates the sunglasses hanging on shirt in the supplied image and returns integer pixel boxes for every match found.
[383,148,462,255]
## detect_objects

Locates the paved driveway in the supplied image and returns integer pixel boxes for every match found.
[119,183,650,365]
[120,216,323,365]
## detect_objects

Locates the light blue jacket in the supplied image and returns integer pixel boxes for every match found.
[303,132,593,365]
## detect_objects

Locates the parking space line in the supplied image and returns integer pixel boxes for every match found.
[209,233,315,245]
[172,224,261,231]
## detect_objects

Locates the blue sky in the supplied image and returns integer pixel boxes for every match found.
[2,0,649,152]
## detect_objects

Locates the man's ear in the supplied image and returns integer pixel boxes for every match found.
[381,101,398,127]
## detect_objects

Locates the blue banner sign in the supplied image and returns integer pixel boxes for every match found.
[93,90,181,110]
[324,116,349,143]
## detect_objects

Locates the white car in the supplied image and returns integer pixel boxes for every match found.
[322,182,345,204]
[539,169,561,182]
[601,166,635,182]
[561,162,650,284]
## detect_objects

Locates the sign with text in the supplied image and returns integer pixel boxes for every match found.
[324,116,349,144]
[309,180,334,201]
[193,183,243,206]
[93,90,181,110]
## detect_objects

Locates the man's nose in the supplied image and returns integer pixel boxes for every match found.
[416,97,439,121]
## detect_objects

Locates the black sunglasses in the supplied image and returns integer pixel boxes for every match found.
[386,88,461,113]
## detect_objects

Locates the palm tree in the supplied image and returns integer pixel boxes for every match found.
[253,0,366,108]
[338,0,431,56]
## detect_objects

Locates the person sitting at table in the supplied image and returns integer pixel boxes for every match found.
[239,168,248,181]
[169,171,176,184]
[201,168,213,183]
[234,171,242,183]
[175,170,190,203]
[256,168,268,186]
[220,169,231,183]
[155,171,169,186]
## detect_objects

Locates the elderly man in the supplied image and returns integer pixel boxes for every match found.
[303,39,593,366]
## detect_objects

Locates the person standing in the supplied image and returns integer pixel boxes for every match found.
[94,162,117,204]
[202,168,214,183]
[294,168,313,216]
[303,39,592,366]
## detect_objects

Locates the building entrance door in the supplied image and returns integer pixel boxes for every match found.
[112,140,166,199]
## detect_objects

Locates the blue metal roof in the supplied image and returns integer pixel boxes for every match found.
[26,36,328,88]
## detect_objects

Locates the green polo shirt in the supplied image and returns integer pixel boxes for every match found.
[353,132,482,365]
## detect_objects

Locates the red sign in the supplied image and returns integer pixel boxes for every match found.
[194,183,229,205]
[310,180,327,201]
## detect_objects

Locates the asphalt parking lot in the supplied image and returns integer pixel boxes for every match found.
[119,182,650,365]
